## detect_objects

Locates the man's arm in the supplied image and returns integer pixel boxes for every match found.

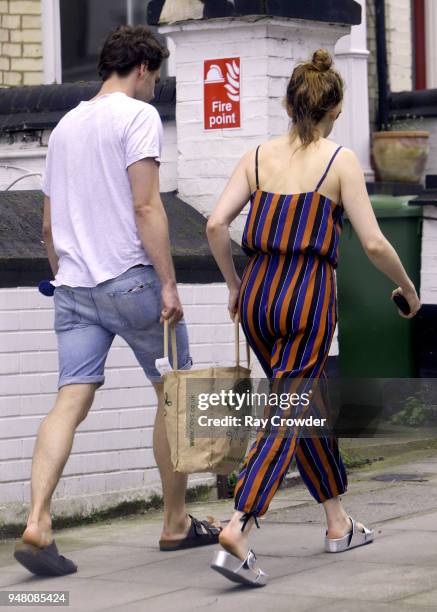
[127,158,183,323]
[42,196,59,277]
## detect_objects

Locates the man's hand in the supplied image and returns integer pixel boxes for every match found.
[160,283,184,324]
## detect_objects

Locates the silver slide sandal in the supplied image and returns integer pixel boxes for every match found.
[211,549,268,587]
[325,515,374,553]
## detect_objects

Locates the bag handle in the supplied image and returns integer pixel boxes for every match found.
[163,314,250,370]
[234,313,251,368]
[163,317,178,370]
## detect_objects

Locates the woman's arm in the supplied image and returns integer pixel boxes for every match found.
[338,149,421,318]
[206,150,253,319]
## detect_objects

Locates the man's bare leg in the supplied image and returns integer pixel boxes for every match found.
[21,384,98,548]
[152,382,191,540]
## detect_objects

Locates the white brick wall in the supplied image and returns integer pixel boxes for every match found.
[0,282,339,524]
[385,0,413,93]
[0,284,235,523]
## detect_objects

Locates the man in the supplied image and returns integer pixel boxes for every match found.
[14,25,221,577]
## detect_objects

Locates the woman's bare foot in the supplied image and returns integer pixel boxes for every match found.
[326,514,366,539]
[219,511,254,561]
[323,496,366,539]
[21,519,53,549]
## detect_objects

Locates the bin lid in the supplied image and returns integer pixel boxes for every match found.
[369,195,423,218]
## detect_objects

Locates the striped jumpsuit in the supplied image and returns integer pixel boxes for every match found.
[234,145,348,523]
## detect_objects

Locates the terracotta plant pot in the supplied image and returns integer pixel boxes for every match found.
[372,131,429,183]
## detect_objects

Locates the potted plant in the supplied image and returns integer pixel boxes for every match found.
[372,115,429,183]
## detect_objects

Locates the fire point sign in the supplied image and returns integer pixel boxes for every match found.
[204,58,241,130]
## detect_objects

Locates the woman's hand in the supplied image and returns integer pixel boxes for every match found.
[228,281,241,321]
[391,285,421,319]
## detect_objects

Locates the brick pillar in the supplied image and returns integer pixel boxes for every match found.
[0,0,43,87]
[160,17,349,236]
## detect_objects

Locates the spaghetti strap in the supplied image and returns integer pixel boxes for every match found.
[255,145,260,190]
[315,145,342,192]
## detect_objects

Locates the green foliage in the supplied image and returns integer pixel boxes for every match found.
[339,448,371,469]
[387,114,425,132]
[391,395,430,427]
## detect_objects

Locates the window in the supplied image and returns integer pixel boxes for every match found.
[60,0,167,82]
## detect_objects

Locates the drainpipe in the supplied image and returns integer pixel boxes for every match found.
[375,0,390,130]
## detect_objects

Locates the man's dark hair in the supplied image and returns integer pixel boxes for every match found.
[97,25,169,81]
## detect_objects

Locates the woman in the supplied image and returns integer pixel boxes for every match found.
[206,49,421,587]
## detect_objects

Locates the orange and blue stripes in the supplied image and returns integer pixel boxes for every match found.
[241,191,344,266]
[234,145,347,517]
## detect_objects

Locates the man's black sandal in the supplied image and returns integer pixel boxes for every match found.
[159,515,222,551]
[14,540,77,577]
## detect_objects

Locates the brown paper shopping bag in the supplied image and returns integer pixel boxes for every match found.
[162,315,251,475]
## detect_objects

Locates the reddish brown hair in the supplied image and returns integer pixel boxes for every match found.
[285,49,344,147]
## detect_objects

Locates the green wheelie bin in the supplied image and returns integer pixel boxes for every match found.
[336,195,422,378]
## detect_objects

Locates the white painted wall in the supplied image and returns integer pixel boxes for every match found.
[0,284,244,525]
[0,281,339,524]
[385,0,413,92]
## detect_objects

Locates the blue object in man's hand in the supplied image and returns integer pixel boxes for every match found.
[38,280,55,297]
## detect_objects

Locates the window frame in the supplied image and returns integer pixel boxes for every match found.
[41,0,62,84]
[41,0,171,85]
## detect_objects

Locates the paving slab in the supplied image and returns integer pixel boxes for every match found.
[396,588,437,608]
[0,576,185,612]
[104,588,326,612]
[271,560,437,602]
[2,456,437,610]
[306,600,435,612]
[335,528,437,566]
[266,480,437,526]
[381,509,437,532]
[94,544,330,589]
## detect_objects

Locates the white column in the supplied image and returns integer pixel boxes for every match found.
[333,0,373,180]
[41,0,62,84]
[425,0,437,88]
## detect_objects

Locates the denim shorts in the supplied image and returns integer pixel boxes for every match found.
[53,264,192,389]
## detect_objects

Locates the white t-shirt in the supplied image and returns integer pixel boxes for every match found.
[42,91,163,287]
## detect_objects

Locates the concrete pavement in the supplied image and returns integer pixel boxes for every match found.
[1,455,437,611]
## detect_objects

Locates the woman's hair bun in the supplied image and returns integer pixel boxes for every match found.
[311,49,332,72]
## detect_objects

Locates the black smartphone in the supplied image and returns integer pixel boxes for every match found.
[392,294,410,315]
